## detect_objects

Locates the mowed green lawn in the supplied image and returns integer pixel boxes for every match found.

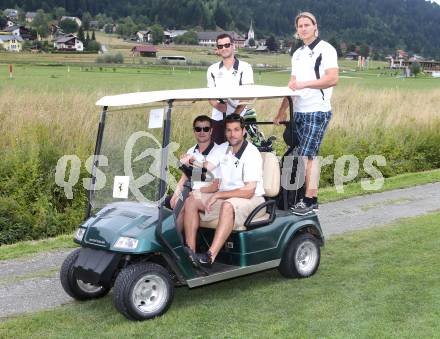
[1,211,439,338]
[1,62,438,95]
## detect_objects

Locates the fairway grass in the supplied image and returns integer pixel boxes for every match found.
[319,168,440,203]
[1,211,439,338]
[0,234,76,261]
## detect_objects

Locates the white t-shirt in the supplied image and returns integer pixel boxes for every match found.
[208,141,264,197]
[207,58,254,121]
[291,38,338,112]
[186,142,223,189]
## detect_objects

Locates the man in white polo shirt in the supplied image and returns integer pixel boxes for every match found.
[168,115,225,231]
[274,12,339,215]
[207,33,254,144]
[182,113,265,267]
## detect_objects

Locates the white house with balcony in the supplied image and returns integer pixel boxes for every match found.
[53,34,83,51]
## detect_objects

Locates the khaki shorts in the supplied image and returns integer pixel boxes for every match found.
[194,192,265,229]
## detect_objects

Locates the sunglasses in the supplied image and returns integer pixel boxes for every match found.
[217,43,232,49]
[194,126,211,132]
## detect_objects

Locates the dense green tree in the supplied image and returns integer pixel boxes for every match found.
[95,13,111,29]
[266,35,279,51]
[359,43,370,58]
[214,4,232,29]
[151,23,164,45]
[91,30,95,40]
[60,18,79,33]
[329,37,343,57]
[0,15,7,29]
[77,26,85,42]
[174,30,198,45]
[116,16,137,38]
[31,9,50,38]
[81,11,92,30]
[410,62,421,77]
[54,6,66,19]
[84,31,90,47]
[86,39,100,52]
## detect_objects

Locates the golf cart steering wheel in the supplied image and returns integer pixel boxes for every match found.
[179,163,195,179]
[178,162,214,183]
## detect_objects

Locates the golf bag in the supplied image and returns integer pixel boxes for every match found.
[276,120,305,210]
[243,108,276,152]
[276,147,306,210]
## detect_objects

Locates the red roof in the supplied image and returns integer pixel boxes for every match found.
[131,45,157,53]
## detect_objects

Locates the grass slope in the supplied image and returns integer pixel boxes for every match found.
[1,211,439,338]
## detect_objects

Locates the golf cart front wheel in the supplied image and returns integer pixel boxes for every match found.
[60,248,110,300]
[113,262,174,321]
[279,233,320,278]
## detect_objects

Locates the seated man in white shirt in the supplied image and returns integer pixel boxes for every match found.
[182,113,265,267]
[169,115,224,231]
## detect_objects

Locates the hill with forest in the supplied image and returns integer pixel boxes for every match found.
[2,0,440,57]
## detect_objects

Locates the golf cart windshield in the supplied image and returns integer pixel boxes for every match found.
[91,105,168,213]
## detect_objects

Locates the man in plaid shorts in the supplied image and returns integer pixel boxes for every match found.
[274,12,339,215]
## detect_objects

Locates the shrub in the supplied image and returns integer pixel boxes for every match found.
[96,53,124,64]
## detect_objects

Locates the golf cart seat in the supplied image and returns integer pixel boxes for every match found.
[200,152,280,231]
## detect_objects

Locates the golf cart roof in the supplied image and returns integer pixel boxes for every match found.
[96,85,297,107]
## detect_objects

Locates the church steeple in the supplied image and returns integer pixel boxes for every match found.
[248,20,255,41]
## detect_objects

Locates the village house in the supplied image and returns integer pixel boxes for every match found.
[135,30,152,43]
[255,45,269,53]
[1,25,34,40]
[3,8,18,19]
[389,58,440,73]
[345,51,359,60]
[167,30,187,43]
[53,34,83,52]
[0,33,23,52]
[196,31,245,48]
[131,45,157,57]
[89,20,99,30]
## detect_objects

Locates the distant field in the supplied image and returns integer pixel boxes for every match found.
[1,62,438,95]
[0,31,390,71]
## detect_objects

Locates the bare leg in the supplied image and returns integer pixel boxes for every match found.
[183,195,206,251]
[208,202,235,261]
[175,206,184,233]
[305,157,320,198]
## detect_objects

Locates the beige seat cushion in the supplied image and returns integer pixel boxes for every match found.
[261,152,280,197]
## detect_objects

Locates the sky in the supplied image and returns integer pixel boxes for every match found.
[429,0,440,4]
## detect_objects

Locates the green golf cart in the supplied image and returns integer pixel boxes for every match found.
[60,85,324,321]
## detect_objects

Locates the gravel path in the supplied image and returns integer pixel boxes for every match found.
[1,182,439,320]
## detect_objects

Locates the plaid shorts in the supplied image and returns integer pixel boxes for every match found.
[294,111,332,157]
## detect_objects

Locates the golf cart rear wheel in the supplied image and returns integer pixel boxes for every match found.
[279,233,320,279]
[60,248,110,300]
[113,262,174,321]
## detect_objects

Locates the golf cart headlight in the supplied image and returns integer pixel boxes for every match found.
[75,228,86,242]
[114,237,139,249]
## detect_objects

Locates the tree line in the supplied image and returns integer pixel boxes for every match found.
[2,0,440,58]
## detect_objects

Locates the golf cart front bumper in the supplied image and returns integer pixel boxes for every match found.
[73,247,122,286]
